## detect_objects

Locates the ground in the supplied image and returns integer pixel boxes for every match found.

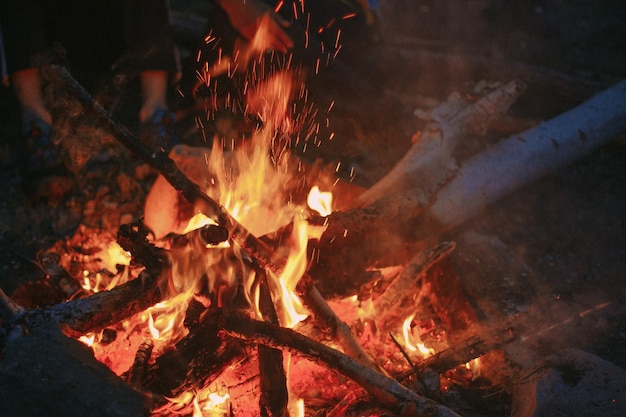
[0,0,625,415]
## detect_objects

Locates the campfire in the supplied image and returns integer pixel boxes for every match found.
[2,4,626,417]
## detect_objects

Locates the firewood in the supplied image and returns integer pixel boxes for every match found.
[297,274,389,376]
[355,79,527,208]
[423,78,626,233]
[258,272,289,417]
[374,241,456,326]
[309,79,626,298]
[397,324,518,380]
[220,310,462,417]
[125,339,155,390]
[142,308,248,398]
[34,267,163,337]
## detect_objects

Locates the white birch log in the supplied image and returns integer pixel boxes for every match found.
[426,79,626,230]
[354,79,526,208]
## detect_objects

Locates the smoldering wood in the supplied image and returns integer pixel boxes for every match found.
[125,339,155,390]
[142,309,249,399]
[220,311,462,417]
[297,273,389,376]
[374,241,456,322]
[397,324,518,380]
[39,268,163,337]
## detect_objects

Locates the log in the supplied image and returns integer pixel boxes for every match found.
[142,308,248,398]
[374,241,456,326]
[33,268,164,338]
[423,78,626,232]
[221,311,462,417]
[355,79,526,208]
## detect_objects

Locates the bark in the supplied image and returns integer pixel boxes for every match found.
[221,311,463,417]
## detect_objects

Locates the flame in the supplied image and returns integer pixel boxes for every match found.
[402,314,435,358]
[140,293,192,350]
[290,398,305,417]
[465,357,482,380]
[98,241,131,273]
[307,186,333,217]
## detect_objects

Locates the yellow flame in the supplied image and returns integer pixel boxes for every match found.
[98,241,131,273]
[79,333,95,347]
[307,186,333,217]
[402,314,435,358]
[290,398,305,417]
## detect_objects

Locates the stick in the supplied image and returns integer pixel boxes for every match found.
[221,311,462,417]
[53,65,282,275]
[374,241,456,318]
[297,274,389,376]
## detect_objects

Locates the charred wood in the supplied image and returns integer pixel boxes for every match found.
[143,309,248,399]
[125,339,155,390]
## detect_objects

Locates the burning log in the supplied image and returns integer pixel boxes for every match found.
[125,339,155,390]
[142,304,249,399]
[220,310,462,417]
[374,241,456,327]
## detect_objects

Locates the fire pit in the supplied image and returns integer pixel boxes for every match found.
[1,1,626,416]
